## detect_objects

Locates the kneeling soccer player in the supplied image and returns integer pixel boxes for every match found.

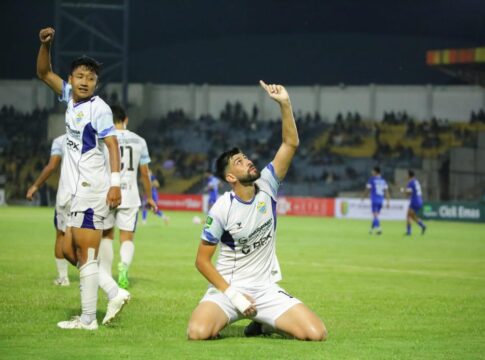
[187,81,327,341]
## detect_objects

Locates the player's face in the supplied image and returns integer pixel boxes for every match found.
[227,153,260,185]
[69,65,98,102]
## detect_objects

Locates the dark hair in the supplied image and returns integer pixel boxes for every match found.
[110,104,126,124]
[373,166,381,174]
[408,170,415,177]
[70,56,102,76]
[216,147,241,181]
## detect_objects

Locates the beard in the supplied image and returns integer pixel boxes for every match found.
[238,167,261,185]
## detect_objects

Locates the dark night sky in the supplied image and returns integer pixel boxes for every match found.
[1,0,485,84]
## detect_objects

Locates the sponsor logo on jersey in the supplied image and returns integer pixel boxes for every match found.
[66,138,80,151]
[238,218,273,255]
[66,124,81,136]
[241,233,272,255]
[257,201,267,214]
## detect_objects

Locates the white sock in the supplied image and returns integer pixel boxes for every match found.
[120,241,135,267]
[98,238,114,277]
[98,264,119,301]
[55,258,68,279]
[79,260,98,324]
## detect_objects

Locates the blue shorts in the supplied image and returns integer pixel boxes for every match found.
[409,202,423,213]
[371,202,383,213]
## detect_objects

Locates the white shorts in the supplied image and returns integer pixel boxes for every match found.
[68,196,109,230]
[200,283,302,327]
[54,200,71,233]
[103,207,139,232]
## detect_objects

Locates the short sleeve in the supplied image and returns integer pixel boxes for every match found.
[93,103,115,139]
[140,138,151,165]
[259,163,281,198]
[406,181,413,191]
[366,178,372,189]
[201,199,226,244]
[58,81,72,103]
[50,136,64,157]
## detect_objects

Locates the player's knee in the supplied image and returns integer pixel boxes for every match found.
[186,322,215,340]
[300,323,328,341]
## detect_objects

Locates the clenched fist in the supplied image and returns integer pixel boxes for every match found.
[39,27,55,44]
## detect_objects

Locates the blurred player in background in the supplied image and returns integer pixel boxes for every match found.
[37,27,129,330]
[187,80,327,341]
[401,170,427,236]
[363,166,390,235]
[26,134,71,286]
[99,105,157,289]
[204,170,221,210]
[141,171,169,224]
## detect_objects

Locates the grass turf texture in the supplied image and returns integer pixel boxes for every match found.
[0,206,484,359]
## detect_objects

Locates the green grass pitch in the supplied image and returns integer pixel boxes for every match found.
[1,206,484,359]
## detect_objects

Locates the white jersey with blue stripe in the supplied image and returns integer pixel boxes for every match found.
[201,163,282,288]
[59,82,115,198]
[50,134,70,206]
[104,129,151,208]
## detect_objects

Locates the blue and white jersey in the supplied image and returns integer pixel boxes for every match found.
[59,82,115,198]
[51,135,70,206]
[366,175,388,204]
[201,163,282,288]
[207,175,220,202]
[407,178,423,207]
[104,129,150,208]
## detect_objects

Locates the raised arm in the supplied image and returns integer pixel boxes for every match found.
[26,155,62,200]
[260,80,299,181]
[104,135,122,209]
[139,164,157,212]
[37,27,63,95]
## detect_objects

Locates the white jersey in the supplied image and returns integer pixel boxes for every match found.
[201,163,282,288]
[59,82,116,199]
[50,135,70,206]
[104,129,150,208]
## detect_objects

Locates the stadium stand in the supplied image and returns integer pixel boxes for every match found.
[2,102,484,204]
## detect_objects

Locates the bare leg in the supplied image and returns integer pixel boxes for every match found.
[55,229,64,259]
[62,226,77,266]
[71,227,101,266]
[187,302,229,340]
[274,303,327,341]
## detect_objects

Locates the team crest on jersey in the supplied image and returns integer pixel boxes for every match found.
[75,111,84,123]
[257,201,267,214]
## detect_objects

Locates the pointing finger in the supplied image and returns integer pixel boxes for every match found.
[259,80,269,92]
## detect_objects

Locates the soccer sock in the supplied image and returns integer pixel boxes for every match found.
[371,218,378,229]
[142,208,148,221]
[156,209,163,217]
[375,218,380,229]
[406,223,411,234]
[98,238,114,277]
[120,241,135,267]
[98,264,119,301]
[55,257,68,279]
[417,220,425,229]
[79,259,98,324]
